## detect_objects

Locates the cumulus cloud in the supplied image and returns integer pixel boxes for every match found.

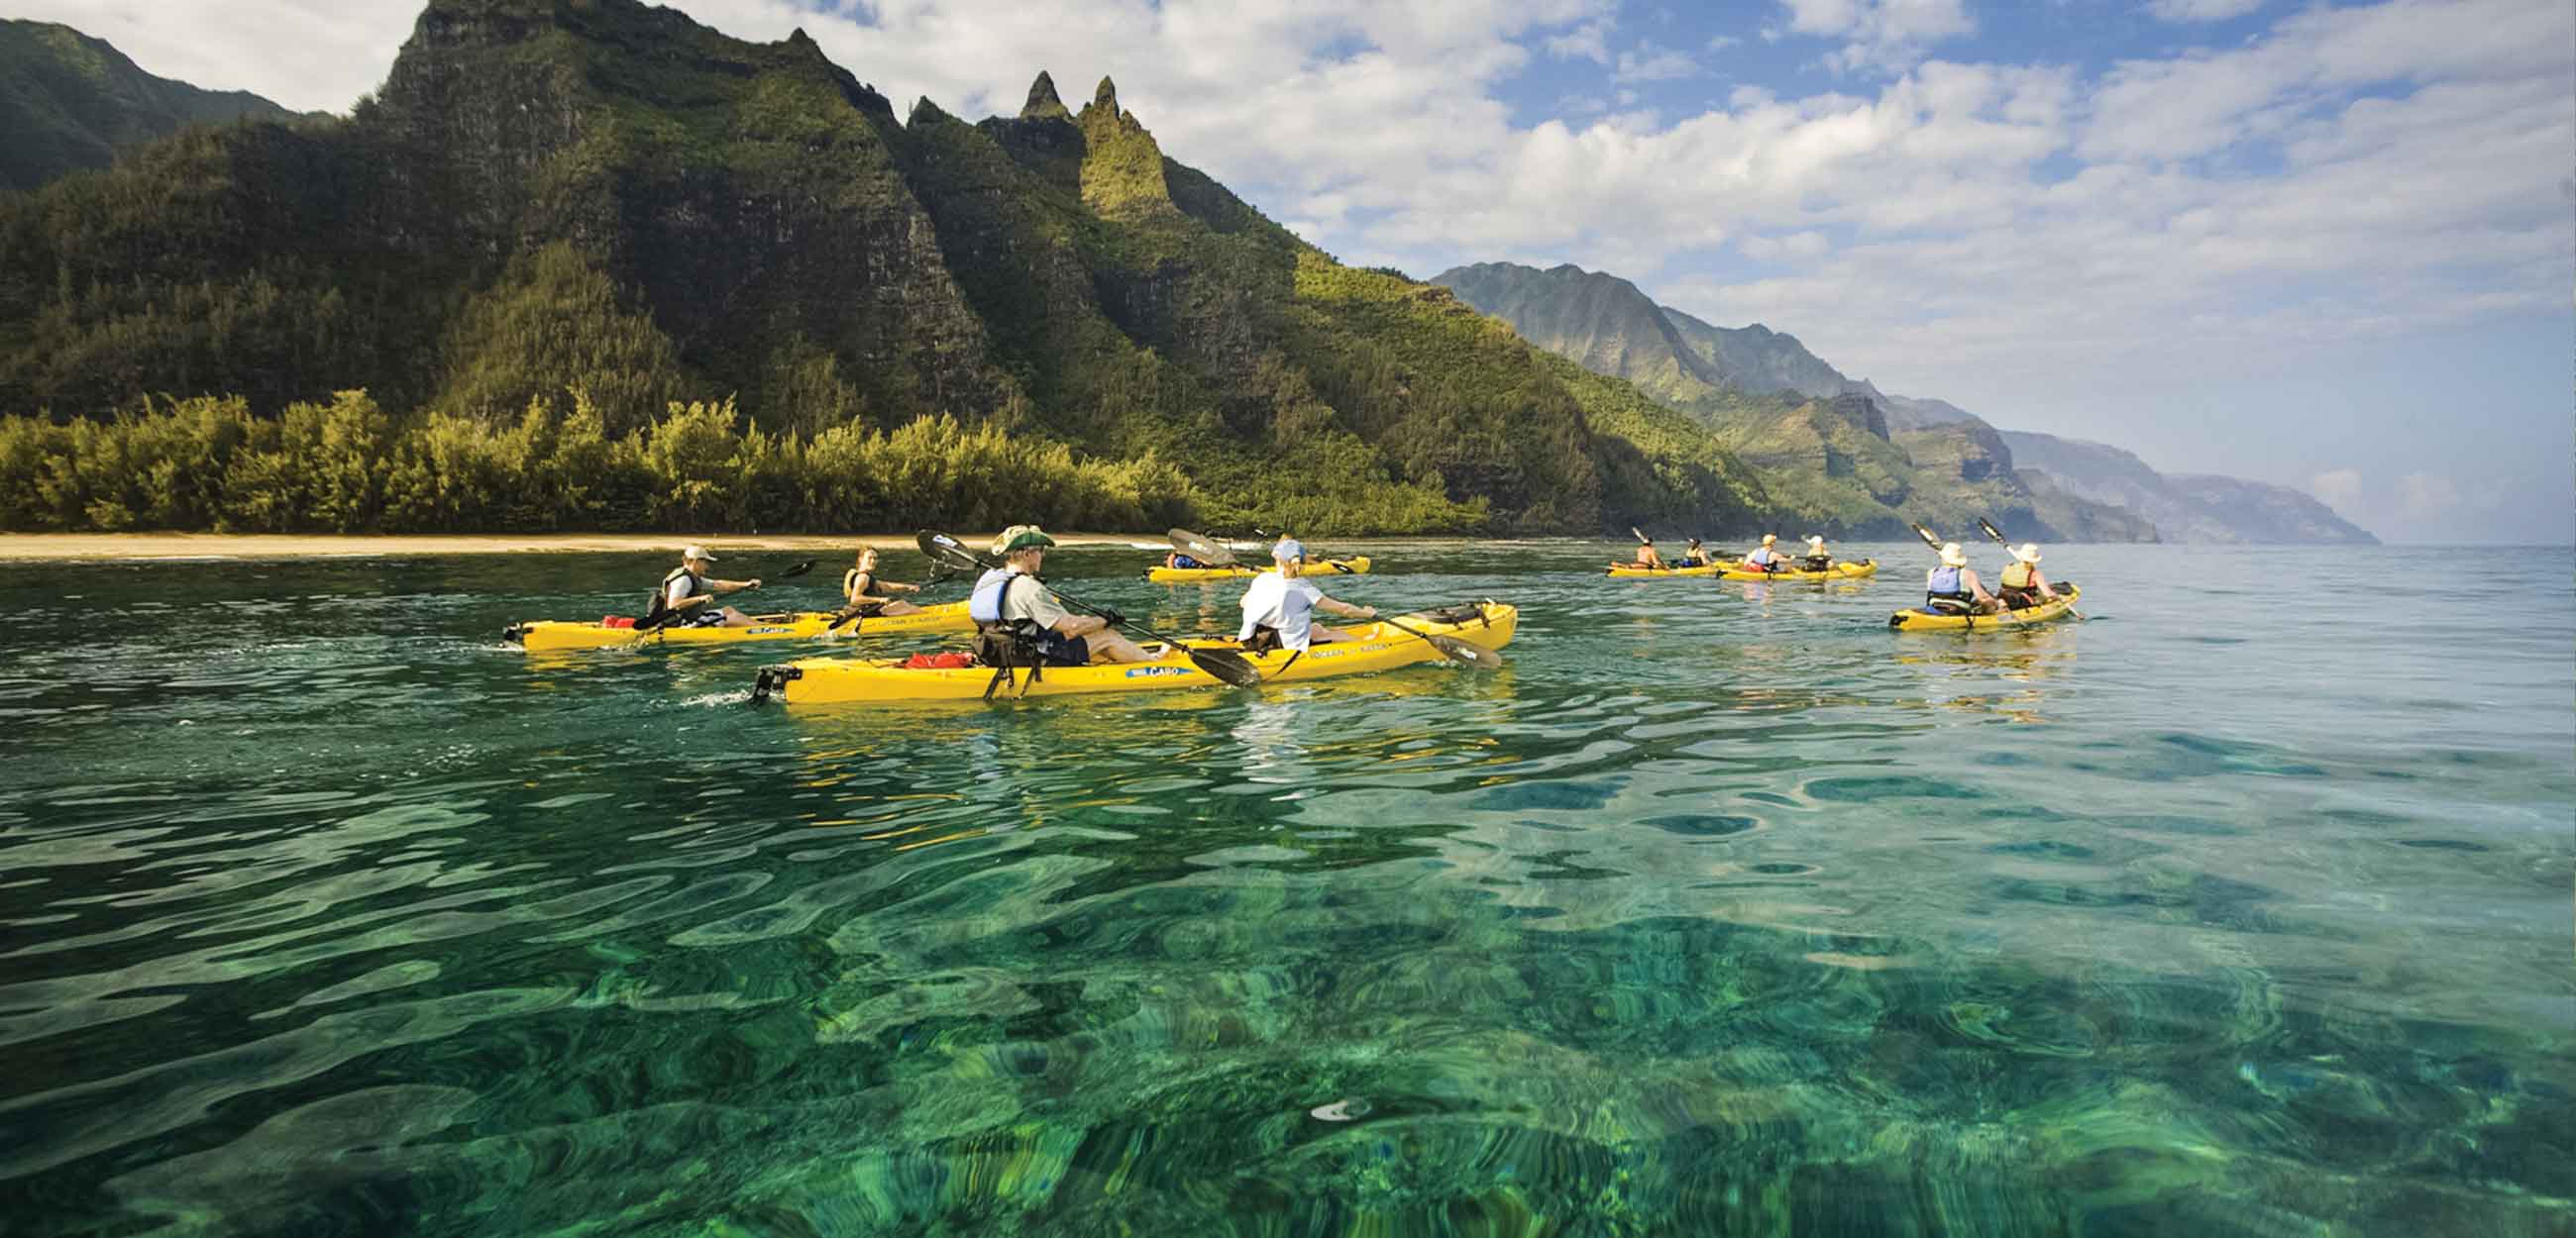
[1778,0,1975,74]
[1546,20,1614,64]
[1613,46,1700,82]
[2309,468,2364,514]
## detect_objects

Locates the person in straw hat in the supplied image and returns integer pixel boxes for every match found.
[1741,533,1789,574]
[656,545,763,628]
[1796,534,1835,573]
[1924,542,2001,615]
[967,525,1152,666]
[1994,542,2062,611]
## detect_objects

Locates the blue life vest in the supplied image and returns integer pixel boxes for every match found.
[1172,554,1203,568]
[1747,548,1780,567]
[967,567,1018,625]
[1926,565,1972,611]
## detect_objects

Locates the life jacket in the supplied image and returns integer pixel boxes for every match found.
[1926,565,1973,613]
[2000,561,2035,589]
[649,567,707,617]
[1800,555,1833,571]
[1747,548,1781,567]
[1171,554,1203,568]
[968,567,1051,691]
[967,567,1019,626]
[842,567,872,599]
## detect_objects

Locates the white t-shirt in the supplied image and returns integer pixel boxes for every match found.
[1000,571,1068,631]
[1237,571,1326,650]
[665,571,707,606]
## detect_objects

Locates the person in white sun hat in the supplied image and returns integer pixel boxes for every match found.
[1994,542,2062,611]
[1797,534,1834,572]
[1924,542,2000,616]
[1238,538,1377,654]
[657,545,763,628]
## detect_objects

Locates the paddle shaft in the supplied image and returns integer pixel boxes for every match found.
[1974,518,2084,618]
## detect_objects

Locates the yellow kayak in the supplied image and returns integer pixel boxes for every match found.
[1606,560,1877,582]
[1149,556,1371,583]
[754,601,1515,704]
[1888,584,2082,632]
[506,601,975,652]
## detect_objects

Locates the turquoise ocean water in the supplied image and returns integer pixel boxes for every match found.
[1,540,2569,1235]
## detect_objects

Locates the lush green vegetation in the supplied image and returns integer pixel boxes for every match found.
[0,18,309,192]
[0,391,1195,534]
[0,0,1782,539]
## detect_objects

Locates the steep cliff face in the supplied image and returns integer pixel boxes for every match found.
[0,19,311,192]
[2001,431,2376,544]
[0,2,1768,535]
[1435,262,1726,405]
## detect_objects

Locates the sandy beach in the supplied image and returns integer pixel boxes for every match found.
[0,532,1151,562]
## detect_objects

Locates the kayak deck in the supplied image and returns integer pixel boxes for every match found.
[1887,584,2082,631]
[755,601,1514,704]
[506,601,975,652]
[1607,560,1878,582]
[1149,556,1371,583]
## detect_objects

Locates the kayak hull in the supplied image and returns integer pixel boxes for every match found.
[506,601,975,652]
[757,602,1515,704]
[1606,560,1878,582]
[1149,556,1371,583]
[1888,584,2082,632]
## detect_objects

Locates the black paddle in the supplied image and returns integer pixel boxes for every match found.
[637,559,814,632]
[917,531,1263,688]
[1975,517,2085,619]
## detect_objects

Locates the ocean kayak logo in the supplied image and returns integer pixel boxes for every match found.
[1125,666,1195,678]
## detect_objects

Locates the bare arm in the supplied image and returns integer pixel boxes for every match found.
[1317,597,1376,619]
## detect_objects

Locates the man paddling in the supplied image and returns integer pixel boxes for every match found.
[1924,542,2002,615]
[1994,543,2063,610]
[658,545,763,628]
[969,526,1152,666]
[1616,536,1668,571]
[1741,533,1789,574]
[1238,539,1377,653]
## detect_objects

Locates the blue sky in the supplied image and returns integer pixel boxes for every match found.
[14,0,2571,542]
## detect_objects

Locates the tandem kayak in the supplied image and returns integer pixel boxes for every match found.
[1148,556,1372,583]
[1887,584,2082,632]
[1606,560,1878,582]
[752,601,1515,704]
[505,601,975,652]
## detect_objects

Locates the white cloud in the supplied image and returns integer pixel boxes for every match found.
[2309,468,2364,513]
[1707,34,1743,52]
[1546,20,1613,64]
[2394,471,2463,521]
[1613,46,1700,82]
[1741,231,1833,259]
[2148,0,2267,20]
[1778,0,1975,74]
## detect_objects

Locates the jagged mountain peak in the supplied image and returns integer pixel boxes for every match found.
[1091,75,1119,116]
[1021,70,1070,120]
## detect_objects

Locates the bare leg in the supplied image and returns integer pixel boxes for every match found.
[875,598,922,615]
[717,606,759,628]
[1085,630,1156,664]
[1308,624,1360,645]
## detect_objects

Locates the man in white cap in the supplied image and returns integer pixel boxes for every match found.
[658,546,763,628]
[1741,533,1788,573]
[1238,538,1378,654]
[968,525,1152,665]
[1924,542,2000,615]
[1994,543,2062,611]
[1797,535,1835,573]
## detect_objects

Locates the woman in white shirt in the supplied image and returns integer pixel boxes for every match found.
[1237,538,1377,653]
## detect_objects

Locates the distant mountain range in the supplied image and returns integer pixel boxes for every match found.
[0,19,310,192]
[1433,261,2377,545]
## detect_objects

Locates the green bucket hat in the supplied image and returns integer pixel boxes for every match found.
[993,524,1057,554]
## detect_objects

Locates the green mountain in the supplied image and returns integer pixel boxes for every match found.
[1435,260,2155,542]
[0,0,1769,537]
[0,19,311,192]
[2002,432,2377,545]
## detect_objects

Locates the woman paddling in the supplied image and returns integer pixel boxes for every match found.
[1742,533,1789,574]
[1615,537,1668,571]
[1924,542,2002,615]
[841,547,925,618]
[1994,543,2062,611]
[1797,535,1834,572]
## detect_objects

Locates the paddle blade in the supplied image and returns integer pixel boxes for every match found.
[1977,517,2009,546]
[774,560,815,580]
[1630,526,1649,544]
[1184,646,1264,688]
[916,530,988,574]
[1167,528,1240,567]
[1428,634,1504,670]
[1911,523,1944,552]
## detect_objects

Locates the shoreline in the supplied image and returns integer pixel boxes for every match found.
[0,532,1158,562]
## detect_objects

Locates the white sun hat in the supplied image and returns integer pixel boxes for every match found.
[1939,542,1967,567]
[2012,543,2042,564]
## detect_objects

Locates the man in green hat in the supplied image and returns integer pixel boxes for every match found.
[967,525,1151,666]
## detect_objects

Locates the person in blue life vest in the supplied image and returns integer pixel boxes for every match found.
[1679,538,1711,567]
[1741,533,1789,573]
[1924,542,2002,615]
[1163,550,1206,569]
[968,526,1152,666]
[1994,542,2063,611]
[658,545,763,627]
[1237,539,1378,653]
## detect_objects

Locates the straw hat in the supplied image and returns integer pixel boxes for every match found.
[1761,533,1778,545]
[2011,543,2042,564]
[1939,542,1967,567]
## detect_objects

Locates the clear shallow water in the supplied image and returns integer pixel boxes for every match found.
[1,541,2569,1236]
